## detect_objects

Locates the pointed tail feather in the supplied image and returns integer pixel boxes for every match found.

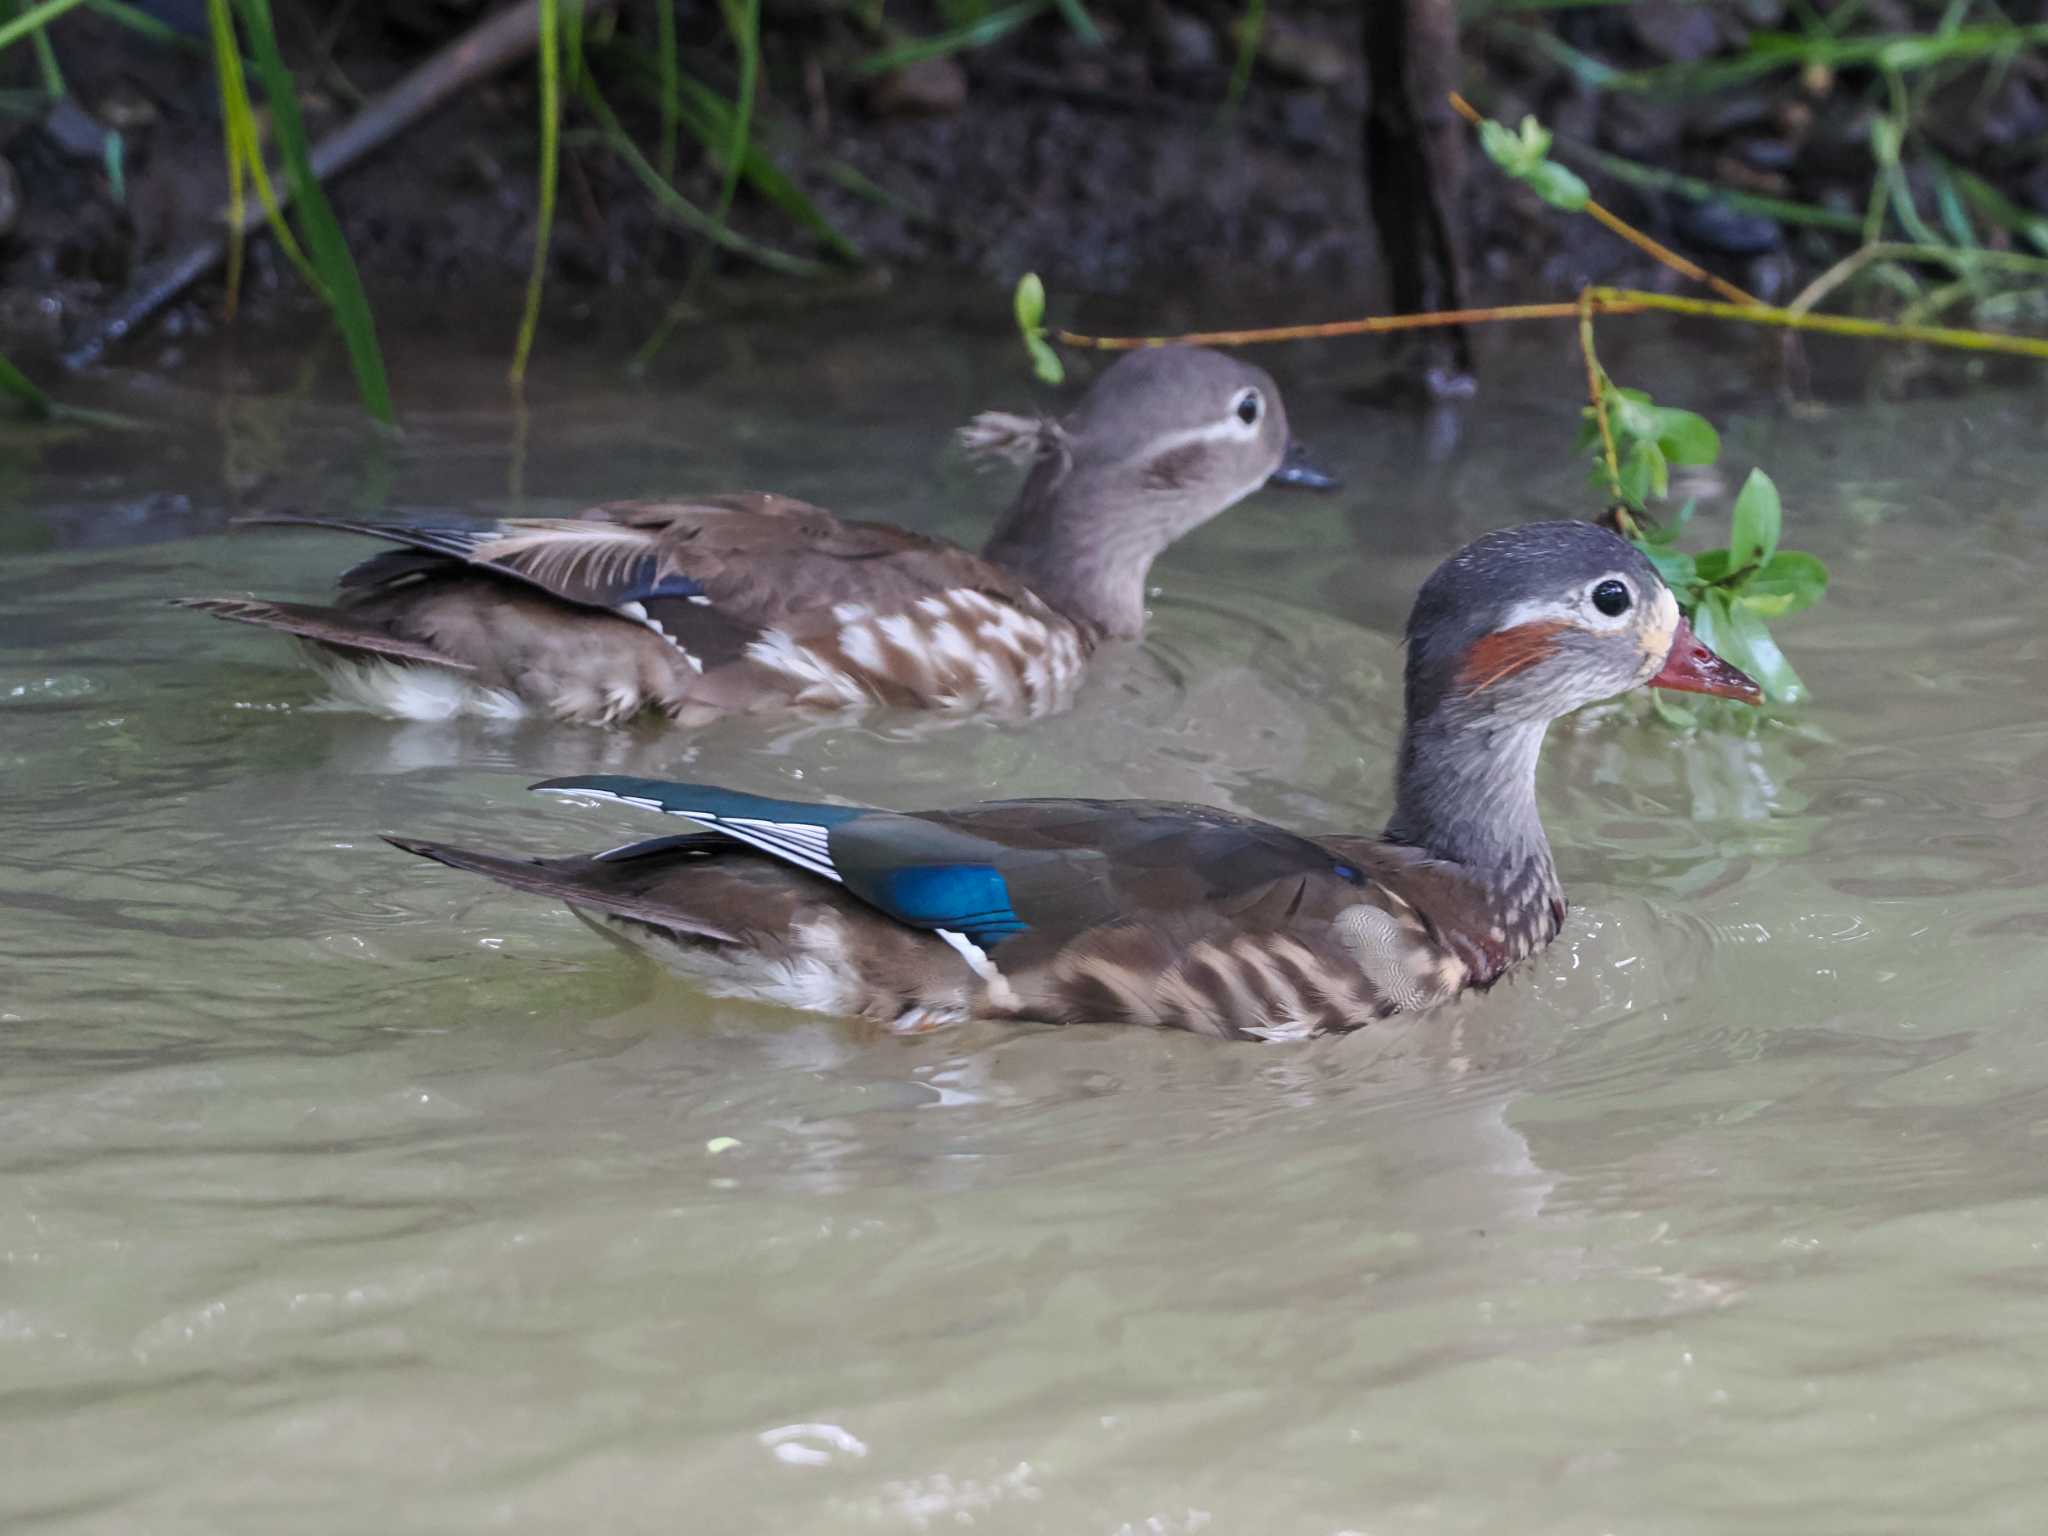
[175,597,473,669]
[384,835,743,943]
[233,511,495,564]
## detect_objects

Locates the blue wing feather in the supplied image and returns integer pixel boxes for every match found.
[534,777,1029,944]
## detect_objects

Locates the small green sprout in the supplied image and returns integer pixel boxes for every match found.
[1477,113,1589,213]
[1013,272,1064,385]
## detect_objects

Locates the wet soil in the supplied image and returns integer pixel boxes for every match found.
[1,3,2043,370]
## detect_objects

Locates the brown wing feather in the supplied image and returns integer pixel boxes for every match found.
[177,597,474,669]
[556,495,1041,632]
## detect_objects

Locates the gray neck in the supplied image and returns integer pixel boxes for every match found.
[981,467,1190,642]
[1384,705,1557,881]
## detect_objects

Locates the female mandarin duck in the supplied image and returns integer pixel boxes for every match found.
[388,523,1760,1040]
[182,347,1333,726]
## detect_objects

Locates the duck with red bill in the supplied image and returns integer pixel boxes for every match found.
[1651,616,1762,702]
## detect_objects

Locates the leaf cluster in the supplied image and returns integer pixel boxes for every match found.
[1582,381,1827,711]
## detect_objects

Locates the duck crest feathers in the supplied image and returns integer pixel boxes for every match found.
[956,411,1071,471]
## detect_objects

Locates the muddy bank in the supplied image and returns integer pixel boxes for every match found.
[1,3,2043,369]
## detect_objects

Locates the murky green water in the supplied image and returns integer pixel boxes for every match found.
[5,305,2048,1533]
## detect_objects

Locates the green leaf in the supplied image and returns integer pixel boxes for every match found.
[1693,548,1733,585]
[1607,388,1660,447]
[1648,690,1698,729]
[1688,590,1754,694]
[1024,331,1064,385]
[1640,543,1697,593]
[1619,438,1667,506]
[1478,117,1521,173]
[1014,271,1045,334]
[1524,159,1590,212]
[1651,406,1719,466]
[1738,549,1829,617]
[1729,467,1782,570]
[1715,593,1806,703]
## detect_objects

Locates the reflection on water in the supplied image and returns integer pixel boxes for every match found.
[5,305,2048,1533]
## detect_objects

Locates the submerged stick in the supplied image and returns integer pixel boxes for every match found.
[64,0,612,369]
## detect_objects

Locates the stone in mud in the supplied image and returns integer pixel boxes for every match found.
[1155,8,1220,74]
[867,57,969,118]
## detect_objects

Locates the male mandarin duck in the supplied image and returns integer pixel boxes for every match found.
[181,347,1334,726]
[388,522,1760,1039]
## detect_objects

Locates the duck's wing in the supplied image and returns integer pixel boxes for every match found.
[242,497,1029,667]
[532,776,1450,1036]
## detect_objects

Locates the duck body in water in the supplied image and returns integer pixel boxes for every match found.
[181,347,1333,726]
[389,522,1760,1039]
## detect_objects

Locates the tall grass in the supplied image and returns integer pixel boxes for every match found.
[509,0,564,388]
[234,0,391,423]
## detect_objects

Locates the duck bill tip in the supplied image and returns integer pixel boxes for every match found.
[1267,439,1340,491]
[1649,616,1763,704]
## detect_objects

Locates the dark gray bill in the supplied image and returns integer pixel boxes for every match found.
[1267,440,1340,491]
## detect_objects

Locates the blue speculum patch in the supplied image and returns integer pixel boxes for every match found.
[872,864,1028,942]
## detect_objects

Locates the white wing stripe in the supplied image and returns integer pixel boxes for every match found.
[535,788,845,882]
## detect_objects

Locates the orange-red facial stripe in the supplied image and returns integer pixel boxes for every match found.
[1457,620,1569,696]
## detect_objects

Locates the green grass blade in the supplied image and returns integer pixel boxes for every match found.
[85,0,194,46]
[25,2,65,96]
[687,0,761,288]
[854,0,1047,75]
[1221,0,1264,119]
[206,0,249,314]
[577,80,826,276]
[509,0,560,387]
[655,0,679,182]
[560,0,582,96]
[234,0,393,424]
[671,75,862,262]
[1946,161,2048,256]
[0,0,88,55]
[210,0,328,307]
[1047,0,1099,46]
[1559,140,1864,232]
[0,347,53,418]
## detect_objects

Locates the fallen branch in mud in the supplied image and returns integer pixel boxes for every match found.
[62,0,612,371]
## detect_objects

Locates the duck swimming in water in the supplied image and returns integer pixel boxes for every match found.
[386,521,1759,1040]
[181,346,1334,726]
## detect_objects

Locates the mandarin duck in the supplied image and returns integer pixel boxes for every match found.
[387,523,1759,1039]
[180,347,1333,726]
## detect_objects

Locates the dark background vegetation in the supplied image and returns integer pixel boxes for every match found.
[0,0,2044,377]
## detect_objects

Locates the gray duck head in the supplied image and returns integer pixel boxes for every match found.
[970,346,1334,641]
[1387,520,1759,872]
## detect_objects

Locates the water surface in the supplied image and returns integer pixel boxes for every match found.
[5,305,2048,1533]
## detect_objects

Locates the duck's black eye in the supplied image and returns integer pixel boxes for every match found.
[1591,579,1632,617]
[1235,390,1261,426]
